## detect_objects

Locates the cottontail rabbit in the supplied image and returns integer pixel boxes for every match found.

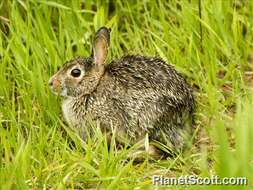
[49,27,195,154]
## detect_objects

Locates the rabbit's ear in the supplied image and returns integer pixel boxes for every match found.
[92,27,110,66]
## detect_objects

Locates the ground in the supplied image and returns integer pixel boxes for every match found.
[0,0,252,189]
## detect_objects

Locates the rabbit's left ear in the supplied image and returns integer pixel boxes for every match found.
[92,27,110,66]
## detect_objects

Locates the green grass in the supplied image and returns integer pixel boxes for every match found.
[0,0,253,189]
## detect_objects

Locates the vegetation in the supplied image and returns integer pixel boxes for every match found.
[0,0,252,189]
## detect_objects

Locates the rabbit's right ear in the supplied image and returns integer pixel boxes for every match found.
[92,27,110,66]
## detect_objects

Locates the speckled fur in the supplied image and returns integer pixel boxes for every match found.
[49,28,194,149]
[50,55,194,148]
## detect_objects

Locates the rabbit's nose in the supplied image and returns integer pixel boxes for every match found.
[48,77,60,90]
[48,77,58,88]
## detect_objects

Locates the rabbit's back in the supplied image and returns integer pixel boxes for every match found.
[106,55,194,111]
[90,55,195,145]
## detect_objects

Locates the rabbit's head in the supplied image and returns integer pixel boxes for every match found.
[48,27,110,97]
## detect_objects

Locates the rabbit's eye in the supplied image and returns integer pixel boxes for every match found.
[71,68,81,77]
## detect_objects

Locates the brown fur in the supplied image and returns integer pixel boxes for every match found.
[48,27,195,152]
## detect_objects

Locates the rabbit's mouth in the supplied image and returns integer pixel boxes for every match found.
[48,77,68,97]
[49,84,69,97]
[50,87,70,98]
[49,85,62,96]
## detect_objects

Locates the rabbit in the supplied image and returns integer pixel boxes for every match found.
[48,27,195,155]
